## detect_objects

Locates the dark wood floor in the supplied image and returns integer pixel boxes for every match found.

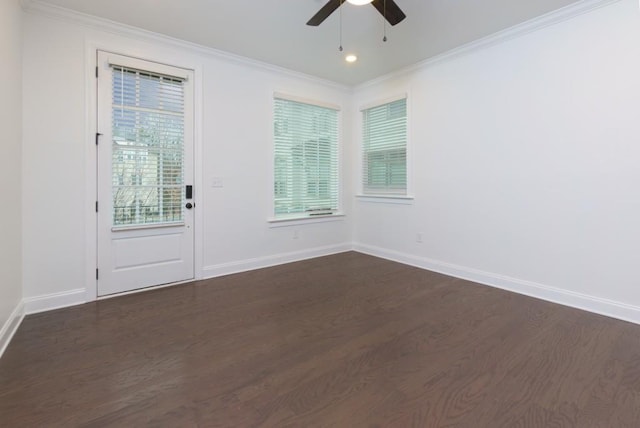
[2,252,640,427]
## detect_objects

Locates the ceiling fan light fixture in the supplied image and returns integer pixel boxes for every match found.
[345,54,358,63]
[307,0,405,27]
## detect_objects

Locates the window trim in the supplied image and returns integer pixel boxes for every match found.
[267,212,346,227]
[355,195,414,205]
[270,92,343,223]
[359,93,407,113]
[359,94,409,199]
[274,92,341,112]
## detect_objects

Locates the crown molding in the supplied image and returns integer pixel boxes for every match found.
[21,0,351,92]
[20,0,622,92]
[356,0,623,91]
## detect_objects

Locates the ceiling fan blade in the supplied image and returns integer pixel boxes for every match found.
[371,0,406,26]
[307,0,343,26]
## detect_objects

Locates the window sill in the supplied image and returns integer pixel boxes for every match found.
[268,212,346,228]
[355,195,414,205]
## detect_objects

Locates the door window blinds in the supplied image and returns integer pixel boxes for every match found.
[362,98,407,195]
[273,97,339,218]
[111,66,186,226]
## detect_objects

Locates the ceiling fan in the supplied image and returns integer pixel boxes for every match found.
[307,0,406,27]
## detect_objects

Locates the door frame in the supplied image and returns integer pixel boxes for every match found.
[84,40,205,302]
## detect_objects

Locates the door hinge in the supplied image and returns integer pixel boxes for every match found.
[96,268,99,280]
[95,201,98,212]
[95,132,102,145]
[95,66,99,78]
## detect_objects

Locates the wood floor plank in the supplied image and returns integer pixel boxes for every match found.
[2,252,640,427]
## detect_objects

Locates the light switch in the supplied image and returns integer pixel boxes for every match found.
[211,177,224,188]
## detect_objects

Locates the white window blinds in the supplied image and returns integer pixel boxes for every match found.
[273,96,339,218]
[111,66,186,226]
[362,98,407,195]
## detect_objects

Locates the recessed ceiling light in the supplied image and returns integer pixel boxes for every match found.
[347,0,373,5]
[345,54,358,63]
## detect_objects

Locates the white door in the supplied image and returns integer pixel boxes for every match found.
[97,51,195,296]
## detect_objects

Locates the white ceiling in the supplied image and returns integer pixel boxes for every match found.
[34,0,582,86]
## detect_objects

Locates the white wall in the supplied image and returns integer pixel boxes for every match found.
[21,8,353,307]
[0,0,24,350]
[19,0,640,325]
[353,0,640,321]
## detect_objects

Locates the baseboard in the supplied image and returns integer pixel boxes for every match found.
[23,288,87,315]
[201,243,353,279]
[353,243,640,326]
[0,300,25,359]
[18,242,639,328]
[20,245,352,314]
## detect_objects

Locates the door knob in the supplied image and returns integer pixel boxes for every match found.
[185,202,194,209]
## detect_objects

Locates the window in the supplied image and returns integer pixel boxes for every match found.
[273,96,339,219]
[362,97,407,195]
[111,66,186,226]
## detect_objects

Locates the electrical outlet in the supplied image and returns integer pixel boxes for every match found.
[293,229,299,240]
[416,233,423,243]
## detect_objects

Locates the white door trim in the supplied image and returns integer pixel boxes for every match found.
[84,39,205,302]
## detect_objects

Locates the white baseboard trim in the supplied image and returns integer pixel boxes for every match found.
[20,245,352,316]
[354,243,640,326]
[0,300,25,359]
[23,288,87,315]
[202,243,353,279]
[15,241,639,335]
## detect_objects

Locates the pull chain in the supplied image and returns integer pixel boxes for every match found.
[383,0,387,42]
[339,0,344,51]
